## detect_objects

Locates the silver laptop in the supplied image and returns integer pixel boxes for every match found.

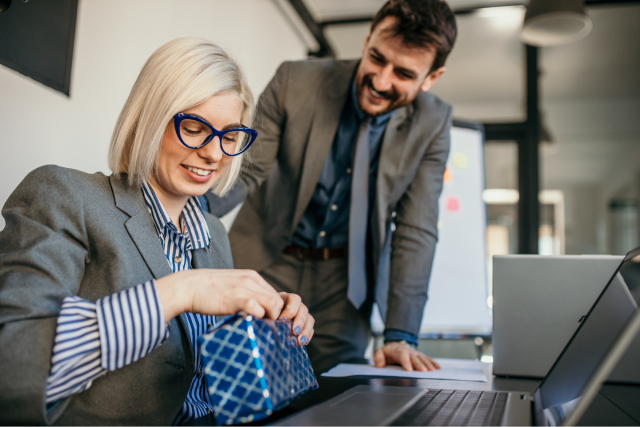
[492,254,636,379]
[275,248,640,426]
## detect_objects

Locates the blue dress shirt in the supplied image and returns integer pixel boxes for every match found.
[291,81,391,249]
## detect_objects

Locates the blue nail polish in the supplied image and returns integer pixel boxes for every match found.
[294,326,301,335]
[300,336,307,345]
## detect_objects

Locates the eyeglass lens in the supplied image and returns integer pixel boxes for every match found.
[178,118,252,154]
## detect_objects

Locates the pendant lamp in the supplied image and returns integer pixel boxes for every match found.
[0,0,12,14]
[521,0,592,46]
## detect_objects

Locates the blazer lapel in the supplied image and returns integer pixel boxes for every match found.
[110,175,172,279]
[111,175,203,363]
[292,61,357,231]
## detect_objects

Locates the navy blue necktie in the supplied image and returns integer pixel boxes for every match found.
[348,118,371,309]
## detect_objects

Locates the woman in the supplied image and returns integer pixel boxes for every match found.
[0,38,314,425]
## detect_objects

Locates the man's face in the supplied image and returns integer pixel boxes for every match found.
[355,17,446,116]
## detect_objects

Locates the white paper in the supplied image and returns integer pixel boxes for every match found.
[321,358,489,382]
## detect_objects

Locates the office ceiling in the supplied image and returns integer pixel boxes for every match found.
[314,1,640,102]
[305,0,640,194]
[306,0,526,20]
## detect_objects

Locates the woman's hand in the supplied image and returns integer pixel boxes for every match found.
[156,269,285,322]
[278,292,315,346]
[155,270,314,346]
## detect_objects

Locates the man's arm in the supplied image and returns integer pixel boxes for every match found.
[375,110,452,371]
[206,62,290,217]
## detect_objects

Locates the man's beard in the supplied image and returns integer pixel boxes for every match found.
[356,74,401,117]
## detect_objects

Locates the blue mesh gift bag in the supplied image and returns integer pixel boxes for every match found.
[198,314,319,425]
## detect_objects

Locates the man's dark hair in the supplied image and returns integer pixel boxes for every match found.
[370,0,457,74]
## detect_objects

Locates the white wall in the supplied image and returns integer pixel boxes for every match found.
[0,0,307,228]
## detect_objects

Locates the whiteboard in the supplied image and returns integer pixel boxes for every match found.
[372,122,491,336]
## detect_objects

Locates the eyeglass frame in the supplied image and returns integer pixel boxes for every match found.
[173,113,258,157]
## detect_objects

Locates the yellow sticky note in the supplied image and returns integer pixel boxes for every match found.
[453,152,468,169]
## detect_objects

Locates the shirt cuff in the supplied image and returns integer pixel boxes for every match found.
[96,280,169,371]
[384,329,419,347]
[46,296,105,404]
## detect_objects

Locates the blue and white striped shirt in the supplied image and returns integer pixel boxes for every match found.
[46,181,218,424]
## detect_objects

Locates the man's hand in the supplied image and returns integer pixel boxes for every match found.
[373,342,441,371]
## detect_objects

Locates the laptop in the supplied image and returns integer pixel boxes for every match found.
[491,254,640,381]
[275,248,640,426]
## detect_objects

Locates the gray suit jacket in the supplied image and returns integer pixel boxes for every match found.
[212,59,451,336]
[0,165,233,425]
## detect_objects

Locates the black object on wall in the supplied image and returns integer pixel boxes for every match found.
[0,0,79,96]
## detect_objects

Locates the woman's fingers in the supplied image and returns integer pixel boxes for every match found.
[185,270,313,335]
[278,292,302,320]
[243,270,279,293]
[240,298,266,319]
[297,313,315,346]
[275,292,314,345]
[289,300,309,339]
[186,269,283,318]
[235,286,283,320]
[304,328,314,345]
[262,293,285,320]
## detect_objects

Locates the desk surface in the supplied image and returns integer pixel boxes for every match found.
[251,372,640,426]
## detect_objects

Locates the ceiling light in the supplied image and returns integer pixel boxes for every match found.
[476,5,524,19]
[521,0,592,46]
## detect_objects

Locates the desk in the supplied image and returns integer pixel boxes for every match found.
[250,369,640,426]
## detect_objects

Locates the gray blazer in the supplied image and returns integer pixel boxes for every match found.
[214,59,451,336]
[0,165,233,425]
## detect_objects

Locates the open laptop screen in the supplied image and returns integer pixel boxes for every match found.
[535,248,640,425]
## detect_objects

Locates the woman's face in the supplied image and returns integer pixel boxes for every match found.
[154,91,243,204]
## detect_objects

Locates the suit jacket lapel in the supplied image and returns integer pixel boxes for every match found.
[292,61,357,232]
[110,175,172,279]
[110,174,207,363]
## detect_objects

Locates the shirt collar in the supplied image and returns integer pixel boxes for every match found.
[141,180,211,250]
[350,79,394,127]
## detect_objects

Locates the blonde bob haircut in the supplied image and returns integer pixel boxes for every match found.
[108,37,254,196]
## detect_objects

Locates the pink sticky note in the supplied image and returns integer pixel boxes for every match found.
[447,197,460,212]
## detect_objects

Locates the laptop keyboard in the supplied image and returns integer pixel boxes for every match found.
[390,389,509,426]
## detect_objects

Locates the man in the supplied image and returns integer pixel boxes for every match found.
[206,0,457,375]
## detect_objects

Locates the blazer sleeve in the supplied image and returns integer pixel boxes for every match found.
[0,165,91,425]
[206,62,290,217]
[384,109,452,336]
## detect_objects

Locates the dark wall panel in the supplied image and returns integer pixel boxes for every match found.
[0,0,79,95]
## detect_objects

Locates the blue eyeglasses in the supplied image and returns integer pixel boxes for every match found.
[173,113,257,156]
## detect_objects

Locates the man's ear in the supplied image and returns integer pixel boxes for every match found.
[421,66,446,92]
